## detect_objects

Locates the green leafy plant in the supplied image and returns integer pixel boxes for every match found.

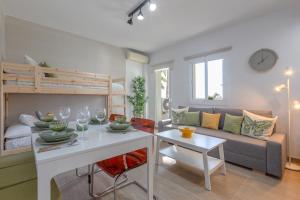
[208,93,221,100]
[127,76,148,118]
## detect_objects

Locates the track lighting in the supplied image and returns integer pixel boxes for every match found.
[149,0,157,12]
[127,0,157,25]
[127,16,133,25]
[137,9,144,21]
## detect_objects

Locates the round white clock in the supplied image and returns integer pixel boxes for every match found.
[249,49,278,72]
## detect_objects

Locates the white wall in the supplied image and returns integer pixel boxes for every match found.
[149,6,300,158]
[5,16,125,77]
[4,16,126,123]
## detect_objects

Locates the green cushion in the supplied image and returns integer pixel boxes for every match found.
[183,112,200,126]
[0,151,35,169]
[223,114,244,134]
[0,179,61,200]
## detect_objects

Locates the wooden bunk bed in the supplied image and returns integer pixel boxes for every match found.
[0,62,126,156]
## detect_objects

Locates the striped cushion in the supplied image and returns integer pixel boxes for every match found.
[223,114,244,134]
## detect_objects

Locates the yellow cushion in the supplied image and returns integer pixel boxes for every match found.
[201,112,221,130]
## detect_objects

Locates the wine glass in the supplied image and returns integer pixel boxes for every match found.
[95,108,106,125]
[59,106,71,123]
[76,109,90,140]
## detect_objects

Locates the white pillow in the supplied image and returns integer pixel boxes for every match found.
[5,124,32,139]
[24,55,39,66]
[241,110,277,140]
[19,114,38,127]
[171,107,189,125]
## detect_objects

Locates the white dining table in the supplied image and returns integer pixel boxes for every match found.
[31,124,154,200]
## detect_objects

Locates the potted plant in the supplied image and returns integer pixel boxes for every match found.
[127,76,148,118]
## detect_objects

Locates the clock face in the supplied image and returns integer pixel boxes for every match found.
[249,49,278,72]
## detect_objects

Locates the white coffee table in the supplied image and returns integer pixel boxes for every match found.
[156,129,226,191]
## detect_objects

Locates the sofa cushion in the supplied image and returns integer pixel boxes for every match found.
[171,107,189,124]
[202,112,221,130]
[183,112,200,126]
[195,127,267,160]
[223,114,244,134]
[214,108,243,129]
[241,110,277,140]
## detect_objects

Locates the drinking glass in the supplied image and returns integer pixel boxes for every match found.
[76,109,90,140]
[59,106,71,123]
[95,108,106,125]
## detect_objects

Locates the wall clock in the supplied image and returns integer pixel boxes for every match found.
[249,48,278,72]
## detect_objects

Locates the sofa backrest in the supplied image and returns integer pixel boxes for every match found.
[179,106,273,130]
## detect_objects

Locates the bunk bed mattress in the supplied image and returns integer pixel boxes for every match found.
[5,136,31,150]
[4,80,124,90]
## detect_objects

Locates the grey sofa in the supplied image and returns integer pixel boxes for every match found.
[158,107,286,178]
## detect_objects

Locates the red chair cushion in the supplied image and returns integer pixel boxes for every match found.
[97,150,147,177]
[130,118,155,134]
[97,118,153,177]
[109,114,124,122]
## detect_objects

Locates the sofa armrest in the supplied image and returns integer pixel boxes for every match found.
[158,119,172,132]
[266,133,287,178]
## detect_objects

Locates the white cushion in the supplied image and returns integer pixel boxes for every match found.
[5,124,32,139]
[19,114,38,127]
[171,107,189,124]
[24,55,39,66]
[241,110,277,140]
[5,136,31,150]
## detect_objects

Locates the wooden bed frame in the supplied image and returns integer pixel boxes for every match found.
[0,62,126,156]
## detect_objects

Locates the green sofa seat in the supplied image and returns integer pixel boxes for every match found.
[0,151,61,200]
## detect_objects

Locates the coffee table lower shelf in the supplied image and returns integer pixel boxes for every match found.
[159,145,224,176]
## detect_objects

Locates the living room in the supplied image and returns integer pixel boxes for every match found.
[0,0,300,200]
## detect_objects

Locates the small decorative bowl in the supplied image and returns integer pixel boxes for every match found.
[34,121,50,128]
[115,116,126,124]
[49,121,68,132]
[109,122,130,130]
[40,115,54,122]
[178,126,196,138]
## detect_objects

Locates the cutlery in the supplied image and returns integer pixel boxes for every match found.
[38,139,78,153]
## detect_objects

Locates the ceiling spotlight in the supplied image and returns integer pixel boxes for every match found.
[127,0,157,25]
[149,1,157,12]
[127,16,133,25]
[137,9,144,20]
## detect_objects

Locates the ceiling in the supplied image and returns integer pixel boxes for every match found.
[3,0,299,53]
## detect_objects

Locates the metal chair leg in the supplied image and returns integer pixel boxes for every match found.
[114,173,124,200]
[88,168,157,200]
[88,164,128,198]
[75,165,91,177]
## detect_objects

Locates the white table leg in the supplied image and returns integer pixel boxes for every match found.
[37,168,51,200]
[219,144,226,175]
[147,138,154,200]
[202,152,211,191]
[155,136,160,165]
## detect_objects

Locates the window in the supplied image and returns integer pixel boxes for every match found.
[193,59,223,101]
